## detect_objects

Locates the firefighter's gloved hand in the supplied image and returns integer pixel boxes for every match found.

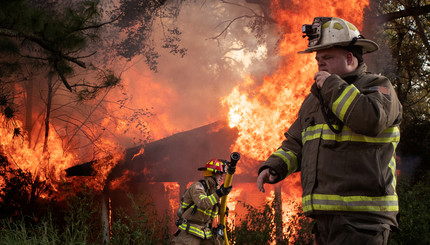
[216,185,232,197]
[257,168,278,193]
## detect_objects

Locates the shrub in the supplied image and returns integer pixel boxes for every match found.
[110,192,171,245]
[228,195,314,245]
[389,171,430,245]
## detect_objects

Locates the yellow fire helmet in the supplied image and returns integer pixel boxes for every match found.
[298,17,379,54]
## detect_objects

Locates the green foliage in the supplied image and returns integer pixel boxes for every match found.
[110,193,171,245]
[76,69,121,101]
[0,183,172,244]
[0,185,100,245]
[389,171,430,245]
[62,185,102,244]
[229,196,314,245]
[0,215,64,245]
[114,0,186,71]
[0,0,119,93]
[229,200,276,244]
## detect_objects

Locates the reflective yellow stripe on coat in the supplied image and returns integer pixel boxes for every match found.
[332,84,360,121]
[302,125,400,145]
[178,223,213,239]
[200,193,218,206]
[303,194,399,213]
[272,148,298,176]
[182,202,218,218]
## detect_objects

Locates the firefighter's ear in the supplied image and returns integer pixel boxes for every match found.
[346,52,355,65]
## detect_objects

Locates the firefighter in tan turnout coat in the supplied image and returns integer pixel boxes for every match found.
[173,159,232,245]
[257,17,402,245]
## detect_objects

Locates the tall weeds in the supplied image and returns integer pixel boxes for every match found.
[0,186,171,244]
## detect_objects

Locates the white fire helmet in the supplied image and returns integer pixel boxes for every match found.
[298,17,379,54]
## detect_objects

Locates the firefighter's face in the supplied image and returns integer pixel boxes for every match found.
[315,48,356,76]
[213,173,223,185]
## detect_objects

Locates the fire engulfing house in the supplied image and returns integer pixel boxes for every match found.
[66,120,301,243]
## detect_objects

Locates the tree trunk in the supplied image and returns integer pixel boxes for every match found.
[274,185,283,243]
[102,184,110,245]
[24,80,33,144]
[43,73,53,153]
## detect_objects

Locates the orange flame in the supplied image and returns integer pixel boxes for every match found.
[132,147,145,160]
[109,169,135,190]
[0,114,77,193]
[0,112,125,199]
[163,182,180,220]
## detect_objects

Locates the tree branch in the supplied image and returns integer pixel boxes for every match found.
[210,15,258,39]
[75,15,122,32]
[0,28,87,68]
[374,4,430,25]
[412,14,430,57]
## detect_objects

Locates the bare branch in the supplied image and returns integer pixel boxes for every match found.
[209,15,255,40]
[65,87,112,147]
[74,15,122,32]
[209,0,276,40]
[374,4,430,25]
[56,69,72,92]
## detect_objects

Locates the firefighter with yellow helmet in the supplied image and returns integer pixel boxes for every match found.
[173,158,232,245]
[257,17,402,244]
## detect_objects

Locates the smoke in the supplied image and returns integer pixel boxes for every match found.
[116,1,281,143]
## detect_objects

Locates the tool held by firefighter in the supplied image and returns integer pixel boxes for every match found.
[218,152,240,245]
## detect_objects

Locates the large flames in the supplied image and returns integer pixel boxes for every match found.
[0,114,124,198]
[0,114,76,194]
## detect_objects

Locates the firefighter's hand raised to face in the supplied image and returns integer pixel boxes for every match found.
[257,168,278,193]
[314,71,331,88]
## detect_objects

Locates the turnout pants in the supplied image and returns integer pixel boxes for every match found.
[312,215,391,245]
[172,230,214,245]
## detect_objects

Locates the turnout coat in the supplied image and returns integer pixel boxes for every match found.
[260,63,402,227]
[177,176,221,239]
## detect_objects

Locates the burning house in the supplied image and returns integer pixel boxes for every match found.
[66,120,301,237]
[105,120,240,225]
